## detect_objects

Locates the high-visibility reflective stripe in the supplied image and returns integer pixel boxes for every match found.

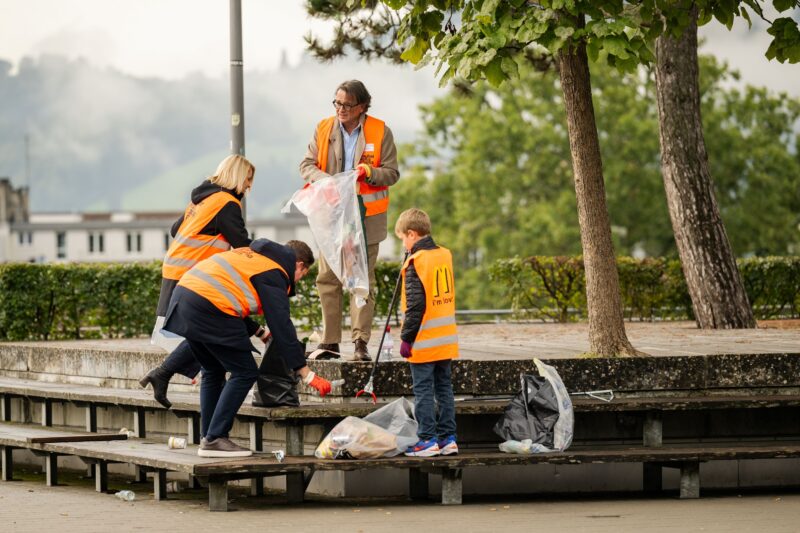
[418,315,456,332]
[414,334,459,350]
[210,255,259,314]
[360,189,388,203]
[173,234,230,250]
[186,269,244,317]
[162,256,198,268]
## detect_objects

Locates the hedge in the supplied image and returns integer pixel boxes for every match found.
[488,256,800,322]
[0,261,403,341]
[0,257,797,340]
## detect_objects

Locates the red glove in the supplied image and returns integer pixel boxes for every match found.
[400,341,413,359]
[304,371,332,397]
[355,163,371,182]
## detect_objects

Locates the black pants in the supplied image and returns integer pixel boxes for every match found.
[160,340,202,379]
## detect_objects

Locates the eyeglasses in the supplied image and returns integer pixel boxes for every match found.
[332,100,360,111]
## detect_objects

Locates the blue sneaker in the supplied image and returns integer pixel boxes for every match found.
[404,439,440,457]
[438,435,459,456]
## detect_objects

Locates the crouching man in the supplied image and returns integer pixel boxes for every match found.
[163,238,332,458]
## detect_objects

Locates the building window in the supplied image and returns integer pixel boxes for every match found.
[127,232,142,253]
[164,232,171,251]
[27,232,32,244]
[88,232,105,253]
[18,232,23,245]
[56,232,66,259]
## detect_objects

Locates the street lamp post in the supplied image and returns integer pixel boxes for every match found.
[229,0,246,217]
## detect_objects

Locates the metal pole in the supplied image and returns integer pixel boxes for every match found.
[229,0,246,218]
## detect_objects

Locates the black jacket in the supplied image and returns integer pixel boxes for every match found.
[156,180,252,316]
[400,235,439,344]
[163,238,307,371]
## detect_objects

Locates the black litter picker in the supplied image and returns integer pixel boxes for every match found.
[356,252,407,403]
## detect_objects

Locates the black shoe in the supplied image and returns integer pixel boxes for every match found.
[138,366,174,409]
[353,339,371,362]
[198,437,252,458]
[306,343,340,360]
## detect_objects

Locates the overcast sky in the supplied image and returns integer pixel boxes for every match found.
[1,0,797,94]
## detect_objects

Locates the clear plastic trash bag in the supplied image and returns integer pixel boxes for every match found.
[495,358,574,454]
[150,315,184,353]
[315,398,419,459]
[283,170,369,308]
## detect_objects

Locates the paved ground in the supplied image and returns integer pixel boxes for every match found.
[1,474,799,533]
[16,319,800,360]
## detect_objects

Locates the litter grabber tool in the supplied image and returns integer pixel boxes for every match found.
[455,389,615,403]
[570,389,614,402]
[356,252,408,404]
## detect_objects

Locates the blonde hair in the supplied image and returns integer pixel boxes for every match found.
[209,154,255,194]
[395,208,431,237]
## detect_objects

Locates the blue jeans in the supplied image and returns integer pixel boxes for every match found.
[186,339,258,441]
[409,359,456,441]
[161,339,202,379]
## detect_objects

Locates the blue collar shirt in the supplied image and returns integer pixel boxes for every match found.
[339,122,362,172]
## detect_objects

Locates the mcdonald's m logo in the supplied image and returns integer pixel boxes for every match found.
[433,265,454,298]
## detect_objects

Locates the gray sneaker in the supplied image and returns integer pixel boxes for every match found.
[197,437,252,458]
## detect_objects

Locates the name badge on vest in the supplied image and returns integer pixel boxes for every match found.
[360,143,376,166]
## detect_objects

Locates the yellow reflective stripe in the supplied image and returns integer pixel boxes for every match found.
[360,189,388,203]
[418,315,456,332]
[209,255,259,314]
[414,334,459,350]
[186,269,244,317]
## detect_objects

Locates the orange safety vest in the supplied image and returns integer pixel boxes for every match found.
[315,115,389,217]
[162,191,241,281]
[401,246,459,363]
[178,247,289,318]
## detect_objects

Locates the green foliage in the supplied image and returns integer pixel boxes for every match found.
[490,255,800,322]
[0,261,409,341]
[389,54,800,269]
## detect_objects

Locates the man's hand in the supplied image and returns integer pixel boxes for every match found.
[303,371,332,397]
[400,341,413,359]
[355,163,371,182]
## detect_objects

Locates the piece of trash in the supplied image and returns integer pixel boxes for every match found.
[118,428,135,438]
[331,379,345,388]
[166,481,183,494]
[271,450,285,462]
[115,490,136,501]
[167,436,187,449]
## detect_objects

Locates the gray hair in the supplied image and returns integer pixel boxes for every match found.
[336,80,371,111]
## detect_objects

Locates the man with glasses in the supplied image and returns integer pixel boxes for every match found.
[300,80,400,361]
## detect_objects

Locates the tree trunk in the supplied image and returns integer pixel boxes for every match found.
[558,40,643,357]
[654,7,756,329]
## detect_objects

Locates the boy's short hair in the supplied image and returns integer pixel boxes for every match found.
[285,240,315,267]
[395,208,431,236]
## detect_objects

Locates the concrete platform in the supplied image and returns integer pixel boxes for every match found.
[3,319,799,361]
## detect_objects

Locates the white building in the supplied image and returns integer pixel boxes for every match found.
[0,178,397,263]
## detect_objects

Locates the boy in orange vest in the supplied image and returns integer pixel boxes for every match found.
[395,209,459,457]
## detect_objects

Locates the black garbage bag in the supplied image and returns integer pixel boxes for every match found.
[493,372,560,448]
[252,339,300,407]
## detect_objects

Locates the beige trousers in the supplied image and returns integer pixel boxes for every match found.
[316,242,380,344]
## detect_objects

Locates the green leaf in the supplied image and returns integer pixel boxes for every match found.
[602,36,630,59]
[383,0,407,9]
[484,56,506,87]
[400,37,430,64]
[555,26,575,39]
[501,56,519,78]
[773,0,795,12]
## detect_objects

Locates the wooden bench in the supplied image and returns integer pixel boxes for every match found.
[3,422,800,511]
[2,376,800,500]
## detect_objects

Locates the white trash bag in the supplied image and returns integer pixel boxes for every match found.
[315,398,418,459]
[150,315,184,353]
[283,170,369,308]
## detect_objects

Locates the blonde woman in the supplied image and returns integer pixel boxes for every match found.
[141,154,256,408]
